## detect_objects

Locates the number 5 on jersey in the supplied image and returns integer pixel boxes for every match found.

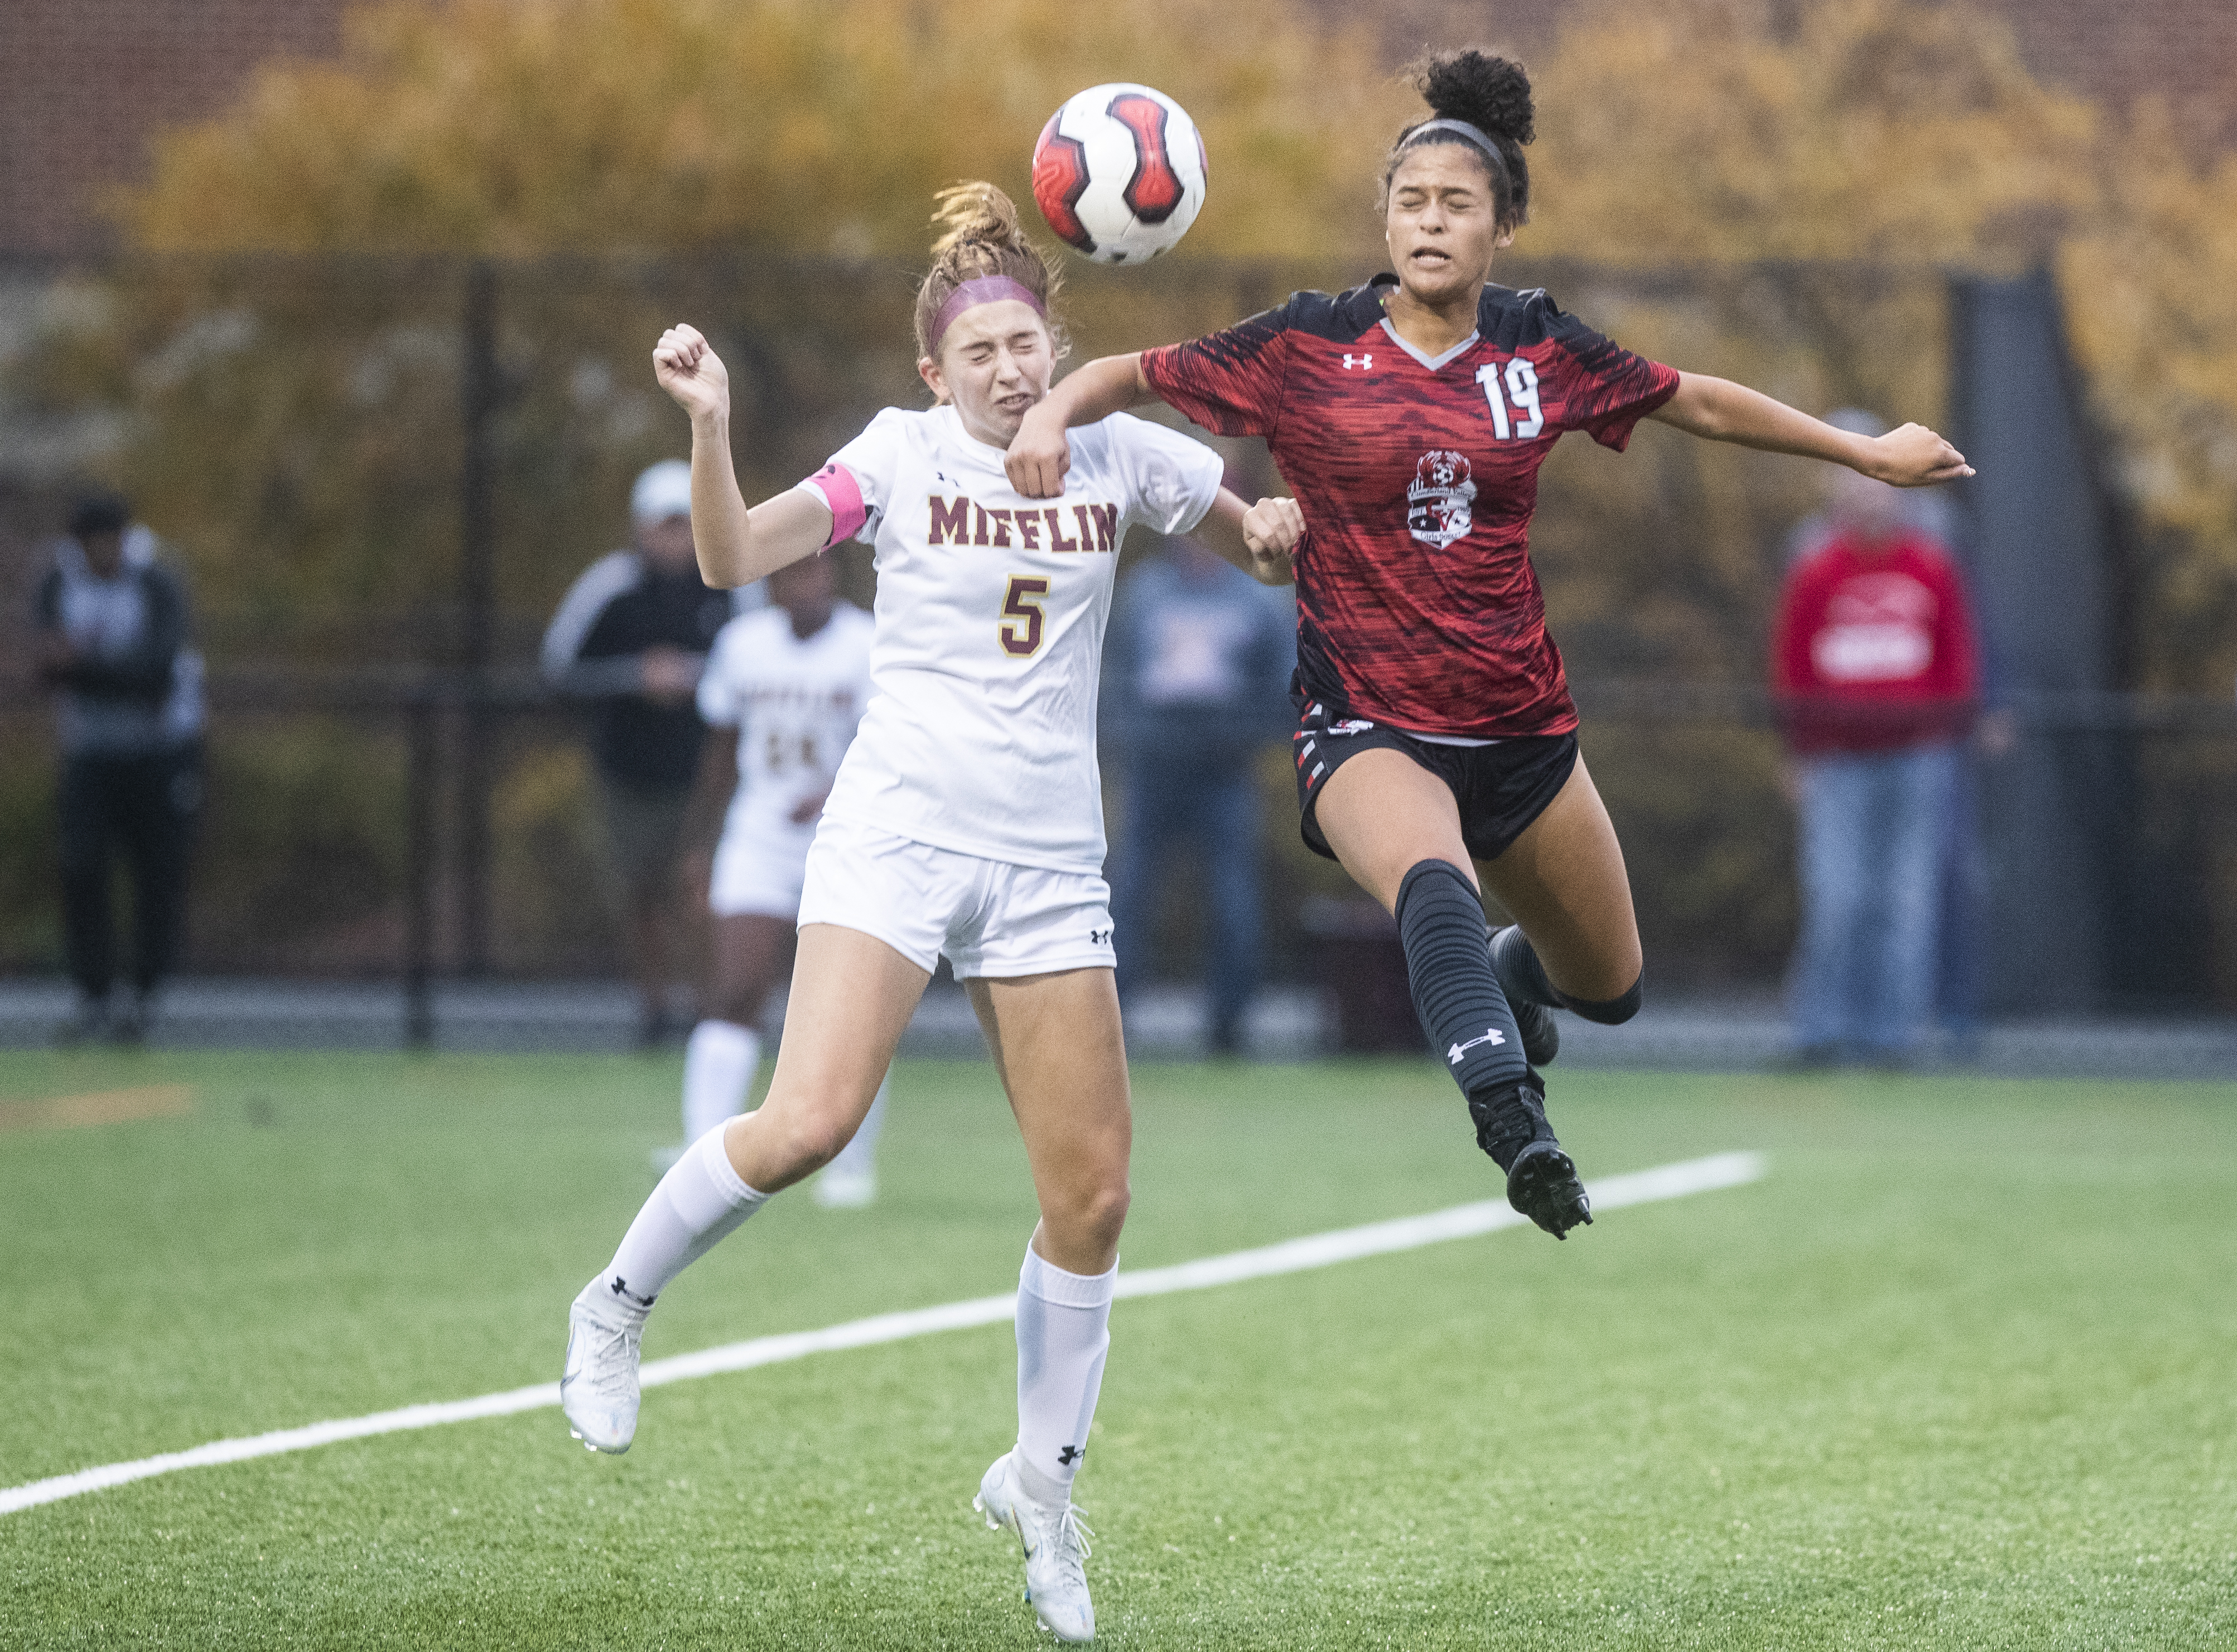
[1000,575,1051,658]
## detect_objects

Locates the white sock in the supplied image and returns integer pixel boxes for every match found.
[682,1020,759,1143]
[598,1124,766,1312]
[823,1072,890,1180]
[1014,1244,1116,1505]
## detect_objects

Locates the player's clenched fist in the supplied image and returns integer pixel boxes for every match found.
[1003,402,1073,499]
[1241,496,1303,585]
[653,324,730,423]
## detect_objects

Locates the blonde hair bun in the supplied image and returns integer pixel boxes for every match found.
[914,181,1068,360]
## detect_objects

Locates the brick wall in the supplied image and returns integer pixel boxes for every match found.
[1970,0,2237,151]
[0,0,353,256]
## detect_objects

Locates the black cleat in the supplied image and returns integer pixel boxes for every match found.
[1489,926,1560,1066]
[1504,1139,1592,1239]
[1467,1070,1592,1239]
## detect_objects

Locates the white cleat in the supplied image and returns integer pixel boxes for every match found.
[975,1451,1095,1644]
[561,1280,646,1454]
[813,1166,877,1208]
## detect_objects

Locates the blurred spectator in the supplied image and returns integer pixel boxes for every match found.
[1103,534,1294,1054]
[1771,411,1983,1066]
[1781,463,2013,1048]
[542,460,754,1046]
[34,490,206,1045]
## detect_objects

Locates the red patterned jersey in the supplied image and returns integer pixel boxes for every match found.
[1140,277,1680,738]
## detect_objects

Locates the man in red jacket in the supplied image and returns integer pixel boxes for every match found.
[1772,413,1981,1065]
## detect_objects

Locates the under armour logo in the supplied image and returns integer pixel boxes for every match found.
[1447,1028,1507,1065]
[1088,927,1112,946]
[1342,353,1373,369]
[1058,1445,1086,1466]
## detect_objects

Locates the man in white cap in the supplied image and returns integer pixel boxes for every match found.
[543,460,759,1046]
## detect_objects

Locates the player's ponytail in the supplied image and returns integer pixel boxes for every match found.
[1382,49,1535,228]
[914,182,1070,363]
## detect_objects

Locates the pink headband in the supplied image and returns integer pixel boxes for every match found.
[928,276,1047,354]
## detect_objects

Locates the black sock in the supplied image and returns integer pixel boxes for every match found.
[1490,926,1643,1025]
[1567,977,1643,1025]
[1394,861,1529,1102]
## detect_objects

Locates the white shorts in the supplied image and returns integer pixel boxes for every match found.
[708,819,814,919]
[798,812,1116,980]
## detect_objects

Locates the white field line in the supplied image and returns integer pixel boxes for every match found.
[1,1149,1763,1518]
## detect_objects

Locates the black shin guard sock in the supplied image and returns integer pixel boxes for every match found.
[1394,861,1530,1101]
[1566,976,1643,1026]
[1489,924,1564,1010]
[1489,925,1644,1025]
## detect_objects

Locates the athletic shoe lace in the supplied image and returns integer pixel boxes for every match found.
[1469,1080,1545,1157]
[584,1317,642,1402]
[1047,1506,1093,1579]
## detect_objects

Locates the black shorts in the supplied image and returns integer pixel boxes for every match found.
[1291,697,1579,864]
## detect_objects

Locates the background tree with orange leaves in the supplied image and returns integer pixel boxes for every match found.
[126,0,1405,261]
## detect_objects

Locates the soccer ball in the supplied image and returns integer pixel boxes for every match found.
[1031,84,1208,264]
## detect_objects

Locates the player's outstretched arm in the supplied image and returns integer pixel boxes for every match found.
[653,324,832,587]
[1006,353,1158,499]
[1648,372,1974,487]
[1194,489,1302,586]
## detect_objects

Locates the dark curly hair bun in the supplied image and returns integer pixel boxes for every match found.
[1387,48,1535,225]
[1415,49,1534,147]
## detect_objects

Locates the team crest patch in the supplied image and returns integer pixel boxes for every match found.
[1406,450,1476,548]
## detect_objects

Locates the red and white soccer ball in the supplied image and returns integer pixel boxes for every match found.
[1031,84,1208,264]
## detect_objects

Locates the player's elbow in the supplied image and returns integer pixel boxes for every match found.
[694,555,756,591]
[1665,374,1737,440]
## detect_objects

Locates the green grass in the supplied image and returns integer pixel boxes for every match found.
[1,1048,2231,1649]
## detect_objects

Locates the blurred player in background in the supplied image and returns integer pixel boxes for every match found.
[34,489,205,1045]
[542,461,752,1046]
[1009,49,1971,1241]
[560,182,1288,1644]
[1102,528,1293,1054]
[670,549,888,1204]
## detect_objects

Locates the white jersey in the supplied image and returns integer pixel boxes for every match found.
[697,601,876,842]
[798,403,1223,873]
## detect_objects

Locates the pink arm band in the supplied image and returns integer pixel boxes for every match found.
[797,463,867,548]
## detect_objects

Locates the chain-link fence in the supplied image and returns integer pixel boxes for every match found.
[3,251,2231,1009]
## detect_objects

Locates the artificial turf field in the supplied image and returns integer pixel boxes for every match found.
[1,1049,2231,1650]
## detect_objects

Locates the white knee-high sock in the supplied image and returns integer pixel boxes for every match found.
[598,1124,766,1313]
[823,1072,890,1180]
[1014,1244,1116,1506]
[682,1020,759,1143]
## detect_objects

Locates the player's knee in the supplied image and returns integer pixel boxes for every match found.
[769,1107,856,1177]
[1051,1176,1130,1254]
[1394,858,1476,926]
[1566,974,1642,1026]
